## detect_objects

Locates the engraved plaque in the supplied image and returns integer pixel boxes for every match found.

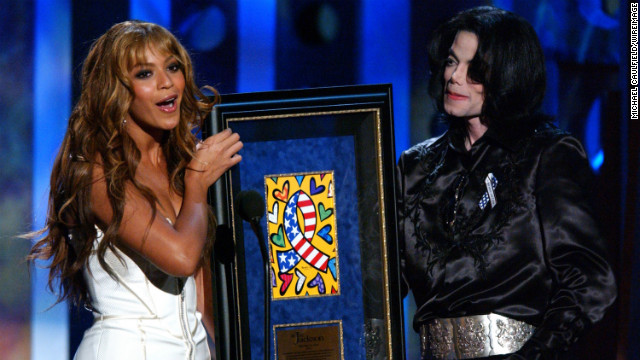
[275,322,342,360]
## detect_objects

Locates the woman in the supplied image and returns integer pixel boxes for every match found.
[28,21,242,359]
[396,7,616,360]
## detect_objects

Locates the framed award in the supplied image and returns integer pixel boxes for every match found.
[205,84,404,360]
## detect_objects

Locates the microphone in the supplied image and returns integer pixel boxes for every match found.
[235,190,270,360]
[235,190,269,266]
[236,190,266,224]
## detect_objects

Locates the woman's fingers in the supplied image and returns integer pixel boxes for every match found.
[211,132,241,155]
[191,129,243,178]
[199,130,242,161]
[228,153,242,167]
[223,139,243,158]
[202,128,233,146]
[198,130,240,153]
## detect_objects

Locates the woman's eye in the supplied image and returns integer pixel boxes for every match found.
[445,57,456,66]
[168,63,181,72]
[135,70,152,79]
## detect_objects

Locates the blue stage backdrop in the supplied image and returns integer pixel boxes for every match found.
[1,0,631,359]
[0,1,34,359]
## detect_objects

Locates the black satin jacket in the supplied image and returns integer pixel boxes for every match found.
[396,121,616,359]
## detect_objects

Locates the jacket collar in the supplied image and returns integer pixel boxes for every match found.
[447,115,550,153]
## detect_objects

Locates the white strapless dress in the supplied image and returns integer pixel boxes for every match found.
[74,229,210,360]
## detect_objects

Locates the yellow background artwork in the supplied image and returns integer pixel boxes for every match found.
[265,171,339,300]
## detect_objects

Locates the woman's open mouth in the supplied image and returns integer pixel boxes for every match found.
[156,95,178,112]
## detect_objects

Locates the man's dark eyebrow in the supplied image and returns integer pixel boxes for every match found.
[447,48,459,60]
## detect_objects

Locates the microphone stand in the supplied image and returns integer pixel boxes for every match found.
[249,219,271,360]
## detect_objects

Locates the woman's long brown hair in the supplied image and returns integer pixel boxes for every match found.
[27,21,217,306]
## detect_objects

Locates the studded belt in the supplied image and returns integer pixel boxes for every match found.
[420,313,536,359]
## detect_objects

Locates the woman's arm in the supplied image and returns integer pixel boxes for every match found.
[91,129,242,277]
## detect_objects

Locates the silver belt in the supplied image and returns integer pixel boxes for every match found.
[420,313,535,359]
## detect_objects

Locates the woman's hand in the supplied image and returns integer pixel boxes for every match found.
[186,129,243,194]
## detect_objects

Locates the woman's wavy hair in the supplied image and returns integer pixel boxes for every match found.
[28,20,217,306]
[428,6,547,128]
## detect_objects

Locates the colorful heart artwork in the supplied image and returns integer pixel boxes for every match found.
[317,225,333,244]
[273,180,289,202]
[265,172,339,300]
[279,272,293,295]
[308,273,326,294]
[328,258,337,280]
[271,267,276,287]
[309,178,325,195]
[267,202,278,224]
[270,224,285,247]
[294,269,306,295]
[318,202,333,221]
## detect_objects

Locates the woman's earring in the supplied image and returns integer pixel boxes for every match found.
[122,118,127,128]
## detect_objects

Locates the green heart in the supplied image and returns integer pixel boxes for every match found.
[318,203,333,221]
[270,224,285,247]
